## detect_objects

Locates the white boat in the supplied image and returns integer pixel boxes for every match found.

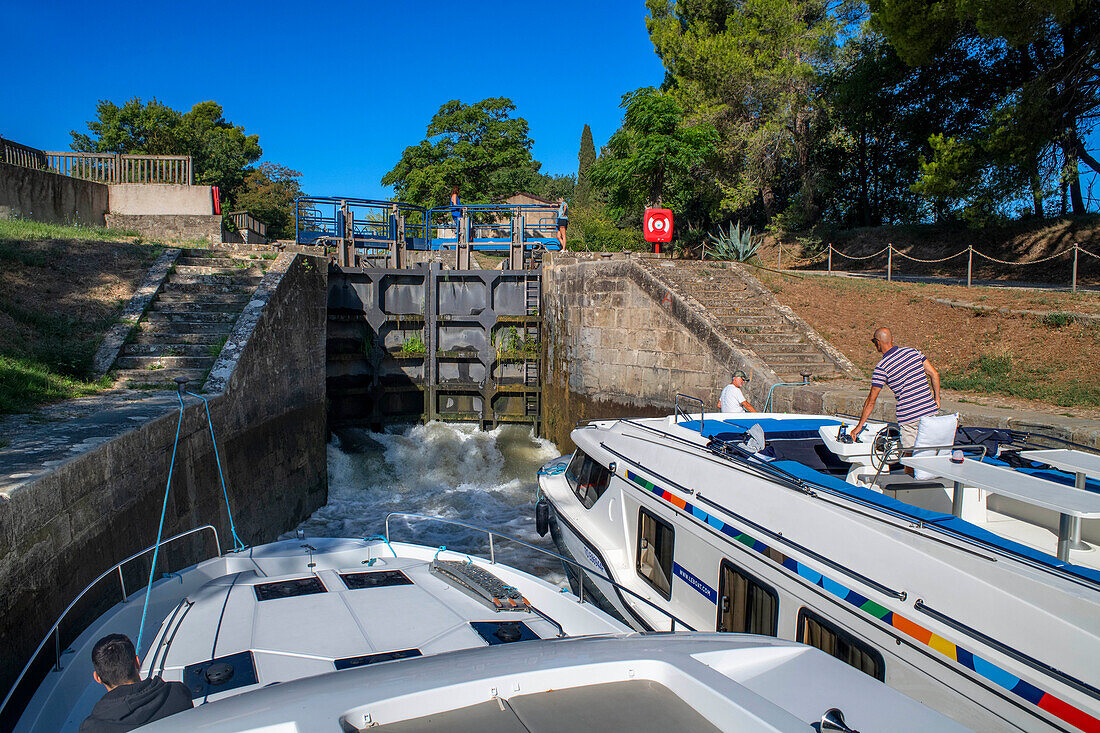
[4,514,963,732]
[535,404,1100,732]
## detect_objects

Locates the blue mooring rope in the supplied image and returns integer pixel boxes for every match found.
[364,534,398,558]
[135,386,245,654]
[187,391,245,552]
[135,390,185,653]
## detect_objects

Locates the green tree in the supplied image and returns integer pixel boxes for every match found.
[820,28,1007,226]
[587,88,720,231]
[71,97,262,202]
[70,98,188,155]
[381,98,543,206]
[646,0,837,226]
[575,124,597,207]
[182,101,262,195]
[870,0,1100,217]
[232,163,305,240]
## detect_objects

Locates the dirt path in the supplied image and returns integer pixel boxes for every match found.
[755,269,1100,417]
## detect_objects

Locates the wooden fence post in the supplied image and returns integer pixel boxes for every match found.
[967,245,973,288]
[1072,244,1079,293]
[778,244,783,270]
[887,244,892,282]
[827,245,832,274]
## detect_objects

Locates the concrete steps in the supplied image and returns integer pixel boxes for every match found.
[122,344,214,357]
[138,320,234,335]
[155,291,252,305]
[145,310,238,324]
[161,281,254,295]
[113,368,210,386]
[131,331,226,346]
[640,260,848,382]
[174,264,265,277]
[109,249,272,388]
[115,355,214,370]
[170,273,265,287]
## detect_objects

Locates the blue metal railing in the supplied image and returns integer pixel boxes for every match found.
[295,196,561,252]
[295,196,427,249]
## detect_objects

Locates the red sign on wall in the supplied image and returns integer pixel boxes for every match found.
[644,208,673,243]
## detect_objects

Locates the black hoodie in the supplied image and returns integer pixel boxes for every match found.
[79,677,193,733]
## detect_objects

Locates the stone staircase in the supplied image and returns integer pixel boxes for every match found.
[638,259,853,382]
[111,248,274,387]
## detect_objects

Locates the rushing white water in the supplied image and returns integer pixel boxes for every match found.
[290,421,566,581]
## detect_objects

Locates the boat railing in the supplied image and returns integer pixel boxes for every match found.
[673,393,704,426]
[0,525,221,722]
[384,512,696,632]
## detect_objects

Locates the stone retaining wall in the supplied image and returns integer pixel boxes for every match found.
[543,254,757,450]
[0,253,328,699]
[0,161,109,226]
[104,213,222,243]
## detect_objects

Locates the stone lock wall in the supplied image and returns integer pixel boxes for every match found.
[542,254,750,451]
[0,254,328,700]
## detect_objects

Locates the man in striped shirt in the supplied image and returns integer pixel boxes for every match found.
[850,327,941,451]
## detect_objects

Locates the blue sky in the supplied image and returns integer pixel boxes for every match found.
[1,0,665,200]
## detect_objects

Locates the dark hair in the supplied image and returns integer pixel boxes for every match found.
[91,634,139,687]
[451,185,459,195]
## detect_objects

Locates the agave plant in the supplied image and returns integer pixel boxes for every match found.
[706,222,759,262]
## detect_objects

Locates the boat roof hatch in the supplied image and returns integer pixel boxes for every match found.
[359,680,722,733]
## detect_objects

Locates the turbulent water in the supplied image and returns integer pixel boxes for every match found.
[289,422,566,581]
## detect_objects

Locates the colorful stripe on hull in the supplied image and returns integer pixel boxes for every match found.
[625,470,1099,733]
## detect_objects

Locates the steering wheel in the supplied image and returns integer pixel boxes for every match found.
[870,426,902,473]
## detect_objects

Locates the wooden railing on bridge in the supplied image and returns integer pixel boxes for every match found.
[43,152,192,184]
[0,137,192,184]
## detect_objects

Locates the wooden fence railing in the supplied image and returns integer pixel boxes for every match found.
[1,137,48,169]
[43,152,192,184]
[228,211,267,237]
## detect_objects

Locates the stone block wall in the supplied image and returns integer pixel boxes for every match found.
[0,254,328,699]
[0,161,109,226]
[105,213,222,243]
[543,255,740,450]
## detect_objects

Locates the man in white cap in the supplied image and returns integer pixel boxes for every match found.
[719,370,757,413]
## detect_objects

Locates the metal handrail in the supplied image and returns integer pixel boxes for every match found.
[0,525,221,719]
[763,375,812,412]
[383,512,696,632]
[674,393,704,427]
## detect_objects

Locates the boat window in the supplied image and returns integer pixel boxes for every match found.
[797,608,885,681]
[716,560,778,636]
[565,450,612,509]
[636,508,674,599]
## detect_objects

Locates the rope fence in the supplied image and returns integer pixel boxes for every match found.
[776,241,1099,291]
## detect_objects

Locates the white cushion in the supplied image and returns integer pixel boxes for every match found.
[913,413,959,480]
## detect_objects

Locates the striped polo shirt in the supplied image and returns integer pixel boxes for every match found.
[871,346,937,424]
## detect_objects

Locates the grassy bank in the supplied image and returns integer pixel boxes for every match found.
[0,234,164,413]
[0,218,141,244]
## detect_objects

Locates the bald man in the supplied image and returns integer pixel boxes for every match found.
[850,327,941,450]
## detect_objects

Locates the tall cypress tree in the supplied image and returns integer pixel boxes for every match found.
[575,123,596,206]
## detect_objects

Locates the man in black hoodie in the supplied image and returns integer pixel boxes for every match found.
[80,634,193,732]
